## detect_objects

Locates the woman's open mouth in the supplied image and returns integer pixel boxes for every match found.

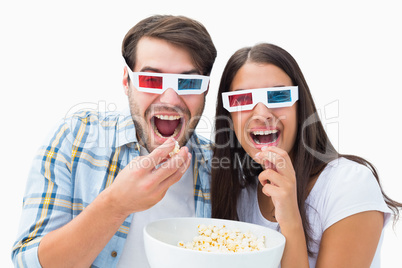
[151,114,184,139]
[249,129,280,146]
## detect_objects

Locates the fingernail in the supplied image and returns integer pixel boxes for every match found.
[261,146,269,151]
[255,152,261,158]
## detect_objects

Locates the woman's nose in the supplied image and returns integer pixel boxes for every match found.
[253,102,274,119]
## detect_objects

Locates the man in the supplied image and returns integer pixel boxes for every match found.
[12,15,217,267]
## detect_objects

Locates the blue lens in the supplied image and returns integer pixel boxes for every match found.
[178,79,202,90]
[267,90,291,103]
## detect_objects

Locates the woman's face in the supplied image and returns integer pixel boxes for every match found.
[229,62,298,162]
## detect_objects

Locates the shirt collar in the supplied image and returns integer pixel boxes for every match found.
[188,133,213,166]
[116,109,138,148]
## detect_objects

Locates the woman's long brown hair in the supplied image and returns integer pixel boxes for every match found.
[210,43,401,255]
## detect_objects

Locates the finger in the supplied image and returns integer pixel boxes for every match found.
[133,149,190,202]
[145,138,177,170]
[258,169,282,187]
[157,152,192,192]
[262,160,277,171]
[261,182,279,197]
[261,147,287,169]
[152,147,190,183]
[254,148,280,169]
[258,147,294,177]
[159,147,189,170]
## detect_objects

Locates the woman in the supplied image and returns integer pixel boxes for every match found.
[211,43,401,267]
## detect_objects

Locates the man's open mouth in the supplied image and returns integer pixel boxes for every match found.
[151,114,184,138]
[250,129,279,145]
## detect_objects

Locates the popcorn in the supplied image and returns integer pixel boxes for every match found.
[178,224,266,252]
[169,140,180,157]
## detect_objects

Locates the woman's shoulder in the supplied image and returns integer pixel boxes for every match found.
[307,157,389,228]
[305,157,391,254]
[319,157,376,186]
[307,157,382,209]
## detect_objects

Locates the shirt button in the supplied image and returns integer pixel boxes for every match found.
[111,251,118,258]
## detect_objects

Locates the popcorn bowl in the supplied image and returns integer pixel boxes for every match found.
[144,217,286,268]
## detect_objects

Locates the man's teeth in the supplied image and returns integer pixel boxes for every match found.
[252,129,278,135]
[155,115,182,120]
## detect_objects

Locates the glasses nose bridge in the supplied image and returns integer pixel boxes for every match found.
[251,92,266,108]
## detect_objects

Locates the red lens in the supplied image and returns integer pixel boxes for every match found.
[139,75,163,89]
[229,93,253,107]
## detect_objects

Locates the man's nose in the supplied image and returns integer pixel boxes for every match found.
[159,88,182,105]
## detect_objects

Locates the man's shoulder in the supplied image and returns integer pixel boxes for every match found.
[61,110,135,147]
[62,110,131,130]
[65,110,130,125]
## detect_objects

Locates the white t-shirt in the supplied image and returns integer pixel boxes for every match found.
[237,158,391,267]
[117,144,195,268]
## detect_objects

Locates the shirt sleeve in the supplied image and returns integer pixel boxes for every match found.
[11,119,74,267]
[322,160,392,231]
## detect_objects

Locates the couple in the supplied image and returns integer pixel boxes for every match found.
[12,15,401,268]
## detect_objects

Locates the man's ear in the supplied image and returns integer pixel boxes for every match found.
[122,66,129,96]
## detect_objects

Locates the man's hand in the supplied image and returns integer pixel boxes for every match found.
[107,138,192,216]
[37,138,191,268]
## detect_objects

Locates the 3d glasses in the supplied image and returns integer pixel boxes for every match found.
[222,86,298,112]
[126,66,210,95]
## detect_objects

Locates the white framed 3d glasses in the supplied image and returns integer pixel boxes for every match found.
[126,65,210,95]
[222,86,299,112]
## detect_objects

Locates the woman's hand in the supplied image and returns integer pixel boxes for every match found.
[255,146,309,268]
[255,146,301,228]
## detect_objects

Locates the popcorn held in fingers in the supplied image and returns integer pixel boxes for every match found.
[169,140,180,157]
[178,224,266,252]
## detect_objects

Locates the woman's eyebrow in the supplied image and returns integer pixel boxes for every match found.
[181,69,200,75]
[232,85,288,91]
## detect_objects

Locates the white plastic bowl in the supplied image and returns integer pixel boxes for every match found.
[144,217,285,268]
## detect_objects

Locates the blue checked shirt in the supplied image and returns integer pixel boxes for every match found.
[12,110,212,267]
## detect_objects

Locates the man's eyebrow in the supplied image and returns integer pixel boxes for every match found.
[139,67,161,73]
[140,66,201,75]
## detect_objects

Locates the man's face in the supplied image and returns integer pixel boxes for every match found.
[123,37,207,152]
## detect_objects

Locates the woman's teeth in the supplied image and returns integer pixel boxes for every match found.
[252,129,278,135]
[251,129,279,145]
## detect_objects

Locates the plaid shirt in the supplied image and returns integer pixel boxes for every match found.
[12,110,212,267]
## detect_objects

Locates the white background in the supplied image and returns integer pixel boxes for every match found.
[1,0,401,267]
